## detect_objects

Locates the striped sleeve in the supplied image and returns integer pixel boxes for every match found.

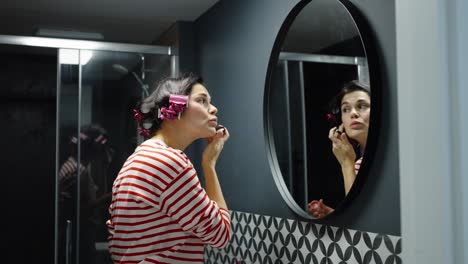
[58,157,86,191]
[160,165,232,248]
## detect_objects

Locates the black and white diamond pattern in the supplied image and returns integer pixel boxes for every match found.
[205,211,401,264]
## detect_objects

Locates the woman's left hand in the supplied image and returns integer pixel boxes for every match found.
[202,126,230,168]
[328,125,356,167]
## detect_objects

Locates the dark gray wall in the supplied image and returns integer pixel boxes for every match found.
[1,48,57,263]
[193,0,400,235]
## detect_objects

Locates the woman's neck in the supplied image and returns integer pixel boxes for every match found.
[151,125,194,151]
[359,142,366,155]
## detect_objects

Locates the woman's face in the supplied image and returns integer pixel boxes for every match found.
[340,90,370,145]
[179,83,218,138]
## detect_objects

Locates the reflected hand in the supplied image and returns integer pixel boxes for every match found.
[328,125,356,167]
[308,199,334,218]
[202,125,230,168]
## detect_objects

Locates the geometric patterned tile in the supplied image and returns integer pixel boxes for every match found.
[205,210,402,264]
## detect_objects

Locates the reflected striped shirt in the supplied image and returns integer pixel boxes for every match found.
[354,156,363,174]
[106,139,231,264]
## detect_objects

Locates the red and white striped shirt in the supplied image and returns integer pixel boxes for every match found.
[354,156,363,174]
[107,139,231,264]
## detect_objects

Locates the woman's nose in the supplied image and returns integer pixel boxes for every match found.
[350,107,359,117]
[210,104,218,114]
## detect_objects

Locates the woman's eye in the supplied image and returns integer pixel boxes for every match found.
[342,107,350,113]
[358,103,370,110]
[198,98,209,106]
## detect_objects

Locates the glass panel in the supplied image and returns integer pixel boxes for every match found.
[79,50,172,263]
[57,48,80,264]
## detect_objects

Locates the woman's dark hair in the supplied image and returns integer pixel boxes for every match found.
[328,80,370,124]
[135,72,203,137]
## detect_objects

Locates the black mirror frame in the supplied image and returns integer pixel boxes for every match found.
[263,0,382,220]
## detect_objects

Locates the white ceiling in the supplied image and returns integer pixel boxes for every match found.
[0,0,219,44]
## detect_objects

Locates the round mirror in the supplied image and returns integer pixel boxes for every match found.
[264,0,381,219]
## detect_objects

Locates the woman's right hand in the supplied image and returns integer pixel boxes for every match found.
[308,199,335,218]
[328,125,356,168]
[202,126,230,169]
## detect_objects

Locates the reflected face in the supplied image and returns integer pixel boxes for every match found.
[341,91,370,145]
[180,84,218,138]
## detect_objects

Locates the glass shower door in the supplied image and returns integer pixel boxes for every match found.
[56,48,173,264]
[56,48,81,264]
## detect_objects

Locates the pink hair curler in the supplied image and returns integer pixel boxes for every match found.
[132,108,144,121]
[159,94,189,120]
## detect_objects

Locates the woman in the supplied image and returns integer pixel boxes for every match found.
[106,73,231,263]
[308,80,371,218]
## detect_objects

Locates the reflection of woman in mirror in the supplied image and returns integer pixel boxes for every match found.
[308,80,370,218]
[58,124,115,263]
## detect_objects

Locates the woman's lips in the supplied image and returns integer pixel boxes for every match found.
[209,120,218,127]
[350,122,363,129]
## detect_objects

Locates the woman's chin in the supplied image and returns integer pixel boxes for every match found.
[347,131,361,140]
[349,132,367,145]
[208,127,217,137]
